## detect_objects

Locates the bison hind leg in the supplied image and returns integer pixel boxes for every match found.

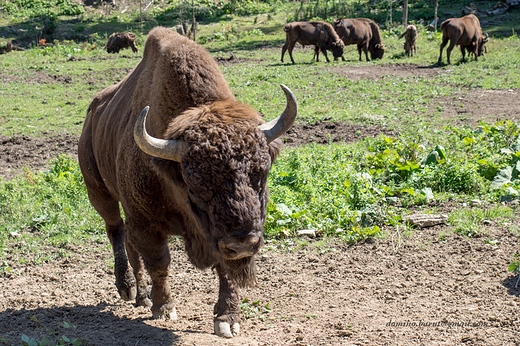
[105,220,138,302]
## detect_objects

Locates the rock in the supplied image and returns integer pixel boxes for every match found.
[297,229,317,238]
[403,214,448,228]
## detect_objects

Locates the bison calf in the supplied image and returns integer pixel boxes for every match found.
[399,24,417,57]
[105,32,139,54]
[281,21,345,64]
[333,18,385,61]
[438,14,488,65]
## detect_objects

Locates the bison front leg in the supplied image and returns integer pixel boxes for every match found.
[131,232,176,319]
[213,264,241,338]
[126,240,152,308]
[356,45,363,61]
[460,45,466,62]
[320,44,330,63]
[313,46,320,62]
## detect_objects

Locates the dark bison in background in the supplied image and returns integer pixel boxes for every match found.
[281,21,345,64]
[78,26,298,338]
[333,18,385,61]
[104,32,139,53]
[399,24,417,57]
[437,14,488,64]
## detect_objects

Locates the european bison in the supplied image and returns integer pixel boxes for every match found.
[105,32,139,53]
[78,27,298,338]
[437,14,488,65]
[399,24,417,57]
[281,21,345,64]
[333,18,385,61]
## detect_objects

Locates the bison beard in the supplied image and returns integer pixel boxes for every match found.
[221,255,258,287]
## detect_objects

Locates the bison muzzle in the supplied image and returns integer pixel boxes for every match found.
[79,26,298,338]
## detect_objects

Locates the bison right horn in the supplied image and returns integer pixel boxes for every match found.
[260,84,298,144]
[134,106,188,162]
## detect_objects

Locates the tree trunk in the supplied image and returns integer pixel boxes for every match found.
[434,0,439,30]
[192,0,196,41]
[402,0,408,25]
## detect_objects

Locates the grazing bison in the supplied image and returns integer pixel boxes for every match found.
[437,14,488,65]
[78,26,298,338]
[399,24,417,57]
[281,21,345,64]
[333,18,385,61]
[105,32,139,53]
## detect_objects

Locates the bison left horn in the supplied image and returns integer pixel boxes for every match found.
[134,106,187,162]
[260,84,298,144]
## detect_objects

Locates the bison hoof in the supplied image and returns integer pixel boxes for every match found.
[118,285,137,302]
[152,306,177,320]
[214,321,240,338]
[136,295,152,308]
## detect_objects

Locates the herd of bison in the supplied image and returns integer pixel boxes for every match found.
[107,15,487,66]
[0,11,517,346]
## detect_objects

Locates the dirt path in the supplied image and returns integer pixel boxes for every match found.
[1,222,519,345]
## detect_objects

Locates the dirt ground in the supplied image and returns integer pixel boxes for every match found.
[1,62,520,345]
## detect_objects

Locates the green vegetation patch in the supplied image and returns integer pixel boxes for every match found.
[0,156,104,272]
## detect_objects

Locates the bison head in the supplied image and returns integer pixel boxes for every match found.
[370,43,385,60]
[478,33,489,57]
[331,39,345,60]
[134,85,297,286]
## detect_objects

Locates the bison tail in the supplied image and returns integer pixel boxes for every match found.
[440,19,450,31]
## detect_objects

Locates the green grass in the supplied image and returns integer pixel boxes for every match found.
[0,156,105,273]
[1,3,520,265]
[448,205,515,237]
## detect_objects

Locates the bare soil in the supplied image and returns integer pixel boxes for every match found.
[1,62,520,345]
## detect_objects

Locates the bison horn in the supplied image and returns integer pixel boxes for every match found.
[485,32,489,38]
[134,106,187,162]
[260,84,298,144]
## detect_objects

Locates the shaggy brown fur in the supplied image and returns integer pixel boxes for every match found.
[281,21,345,64]
[437,14,488,65]
[333,18,385,61]
[399,24,417,57]
[78,27,283,332]
[104,32,139,53]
